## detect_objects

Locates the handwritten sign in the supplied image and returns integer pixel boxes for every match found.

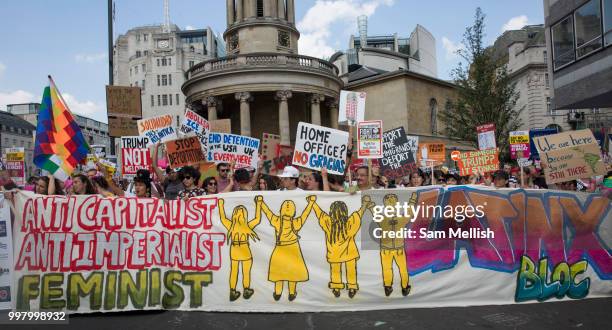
[456,149,499,176]
[137,114,178,146]
[477,123,496,150]
[207,133,260,169]
[529,128,558,157]
[209,119,231,133]
[293,122,348,175]
[262,133,281,161]
[180,109,210,154]
[534,129,606,184]
[417,143,446,167]
[338,90,366,125]
[165,137,207,169]
[121,136,152,178]
[106,86,142,137]
[357,120,383,159]
[380,127,418,179]
[509,130,530,159]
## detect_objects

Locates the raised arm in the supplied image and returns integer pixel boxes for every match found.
[248,196,263,228]
[311,197,331,230]
[217,198,232,230]
[321,167,331,191]
[221,161,236,193]
[47,175,56,195]
[151,143,166,183]
[97,161,125,196]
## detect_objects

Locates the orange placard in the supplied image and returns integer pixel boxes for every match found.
[164,137,207,169]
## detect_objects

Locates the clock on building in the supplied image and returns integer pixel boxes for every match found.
[157,39,169,49]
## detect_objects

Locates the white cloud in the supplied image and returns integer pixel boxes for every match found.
[441,37,463,60]
[185,25,196,30]
[75,53,107,63]
[62,93,106,119]
[297,0,394,59]
[0,90,36,110]
[0,62,5,78]
[502,15,530,32]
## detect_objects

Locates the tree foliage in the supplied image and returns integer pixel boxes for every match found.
[440,8,521,161]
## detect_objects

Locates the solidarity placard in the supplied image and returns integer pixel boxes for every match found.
[456,149,499,176]
[357,120,383,159]
[293,122,349,175]
[137,114,177,146]
[180,110,210,154]
[165,137,207,169]
[380,127,418,179]
[120,136,152,178]
[207,133,260,169]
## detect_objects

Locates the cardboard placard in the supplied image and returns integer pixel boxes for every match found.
[165,137,208,169]
[357,120,383,159]
[380,127,418,179]
[207,133,260,169]
[106,86,143,117]
[262,145,293,175]
[209,119,232,133]
[292,122,349,175]
[417,143,446,167]
[137,114,178,146]
[109,116,140,137]
[5,147,25,186]
[509,131,530,159]
[529,128,558,158]
[338,90,366,125]
[179,109,210,154]
[477,123,496,150]
[534,129,606,184]
[456,149,500,176]
[121,136,152,178]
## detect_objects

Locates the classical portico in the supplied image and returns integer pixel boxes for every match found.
[182,0,342,144]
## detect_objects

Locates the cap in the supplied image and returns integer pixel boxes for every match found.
[278,166,300,178]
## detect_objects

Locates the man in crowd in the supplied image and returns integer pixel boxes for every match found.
[277,166,302,191]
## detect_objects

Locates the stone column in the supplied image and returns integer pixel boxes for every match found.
[277,0,285,19]
[276,90,292,145]
[235,92,253,136]
[287,0,295,24]
[265,0,276,17]
[236,0,243,22]
[309,93,324,125]
[227,0,235,25]
[205,96,218,120]
[326,98,339,129]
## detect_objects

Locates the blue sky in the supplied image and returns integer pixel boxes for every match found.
[0,0,544,123]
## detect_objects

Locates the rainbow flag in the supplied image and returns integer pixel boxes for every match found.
[34,76,89,180]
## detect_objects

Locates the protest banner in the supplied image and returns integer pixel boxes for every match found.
[208,133,260,169]
[261,133,292,175]
[9,187,611,313]
[293,122,349,175]
[338,90,366,125]
[179,110,210,154]
[261,133,281,162]
[209,119,231,133]
[137,114,178,146]
[357,121,383,159]
[417,143,446,167]
[509,131,530,159]
[380,127,418,179]
[529,128,558,158]
[477,123,496,150]
[456,149,499,176]
[120,136,152,178]
[106,86,142,137]
[0,196,13,310]
[5,147,25,186]
[165,137,207,169]
[534,129,606,184]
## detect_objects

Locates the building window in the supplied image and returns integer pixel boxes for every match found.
[552,16,575,70]
[134,81,138,87]
[136,50,141,57]
[162,74,168,86]
[592,107,601,113]
[543,50,547,62]
[278,30,290,47]
[162,58,167,66]
[142,80,145,90]
[136,34,141,42]
[168,74,172,86]
[604,0,612,46]
[429,98,438,134]
[157,58,160,66]
[545,73,549,89]
[130,68,132,76]
[189,60,195,68]
[176,94,180,105]
[157,75,160,86]
[158,95,161,106]
[257,0,264,17]
[144,50,149,56]
[135,66,138,74]
[162,94,168,106]
[168,58,171,66]
[151,95,155,107]
[547,97,554,115]
[574,0,602,58]
[142,63,146,71]
[144,34,148,41]
[169,94,173,106]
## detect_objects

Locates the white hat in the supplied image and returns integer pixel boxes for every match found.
[278,166,300,178]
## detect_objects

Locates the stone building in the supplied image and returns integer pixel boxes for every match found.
[0,110,36,177]
[182,0,342,145]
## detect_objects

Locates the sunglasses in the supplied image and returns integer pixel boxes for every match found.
[183,176,193,180]
[219,168,229,173]
[208,182,217,186]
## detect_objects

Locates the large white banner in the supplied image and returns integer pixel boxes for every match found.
[8,187,612,313]
[0,197,13,310]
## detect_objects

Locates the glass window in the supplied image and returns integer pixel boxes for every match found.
[605,0,612,46]
[169,94,173,106]
[157,75,160,86]
[144,34,148,41]
[176,94,180,105]
[157,58,160,66]
[545,73,549,89]
[162,75,168,86]
[429,99,437,134]
[142,63,146,71]
[575,0,602,58]
[189,60,194,68]
[151,95,154,107]
[168,58,171,66]
[162,95,168,106]
[157,95,161,106]
[552,16,575,69]
[135,66,138,74]
[142,80,145,90]
[169,74,172,86]
[162,58,167,66]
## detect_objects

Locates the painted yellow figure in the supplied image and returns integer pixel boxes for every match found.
[378,192,417,297]
[218,197,262,301]
[257,195,315,301]
[312,195,375,298]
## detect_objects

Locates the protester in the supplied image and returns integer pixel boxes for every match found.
[303,171,324,191]
[87,167,98,179]
[35,175,64,195]
[277,166,302,191]
[376,176,389,189]
[178,166,206,199]
[355,166,371,191]
[217,162,238,192]
[445,173,459,185]
[321,168,346,192]
[132,170,153,198]
[202,176,218,195]
[91,176,115,197]
[257,174,277,191]
[151,143,184,200]
[410,169,425,187]
[492,170,509,188]
[71,174,97,195]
